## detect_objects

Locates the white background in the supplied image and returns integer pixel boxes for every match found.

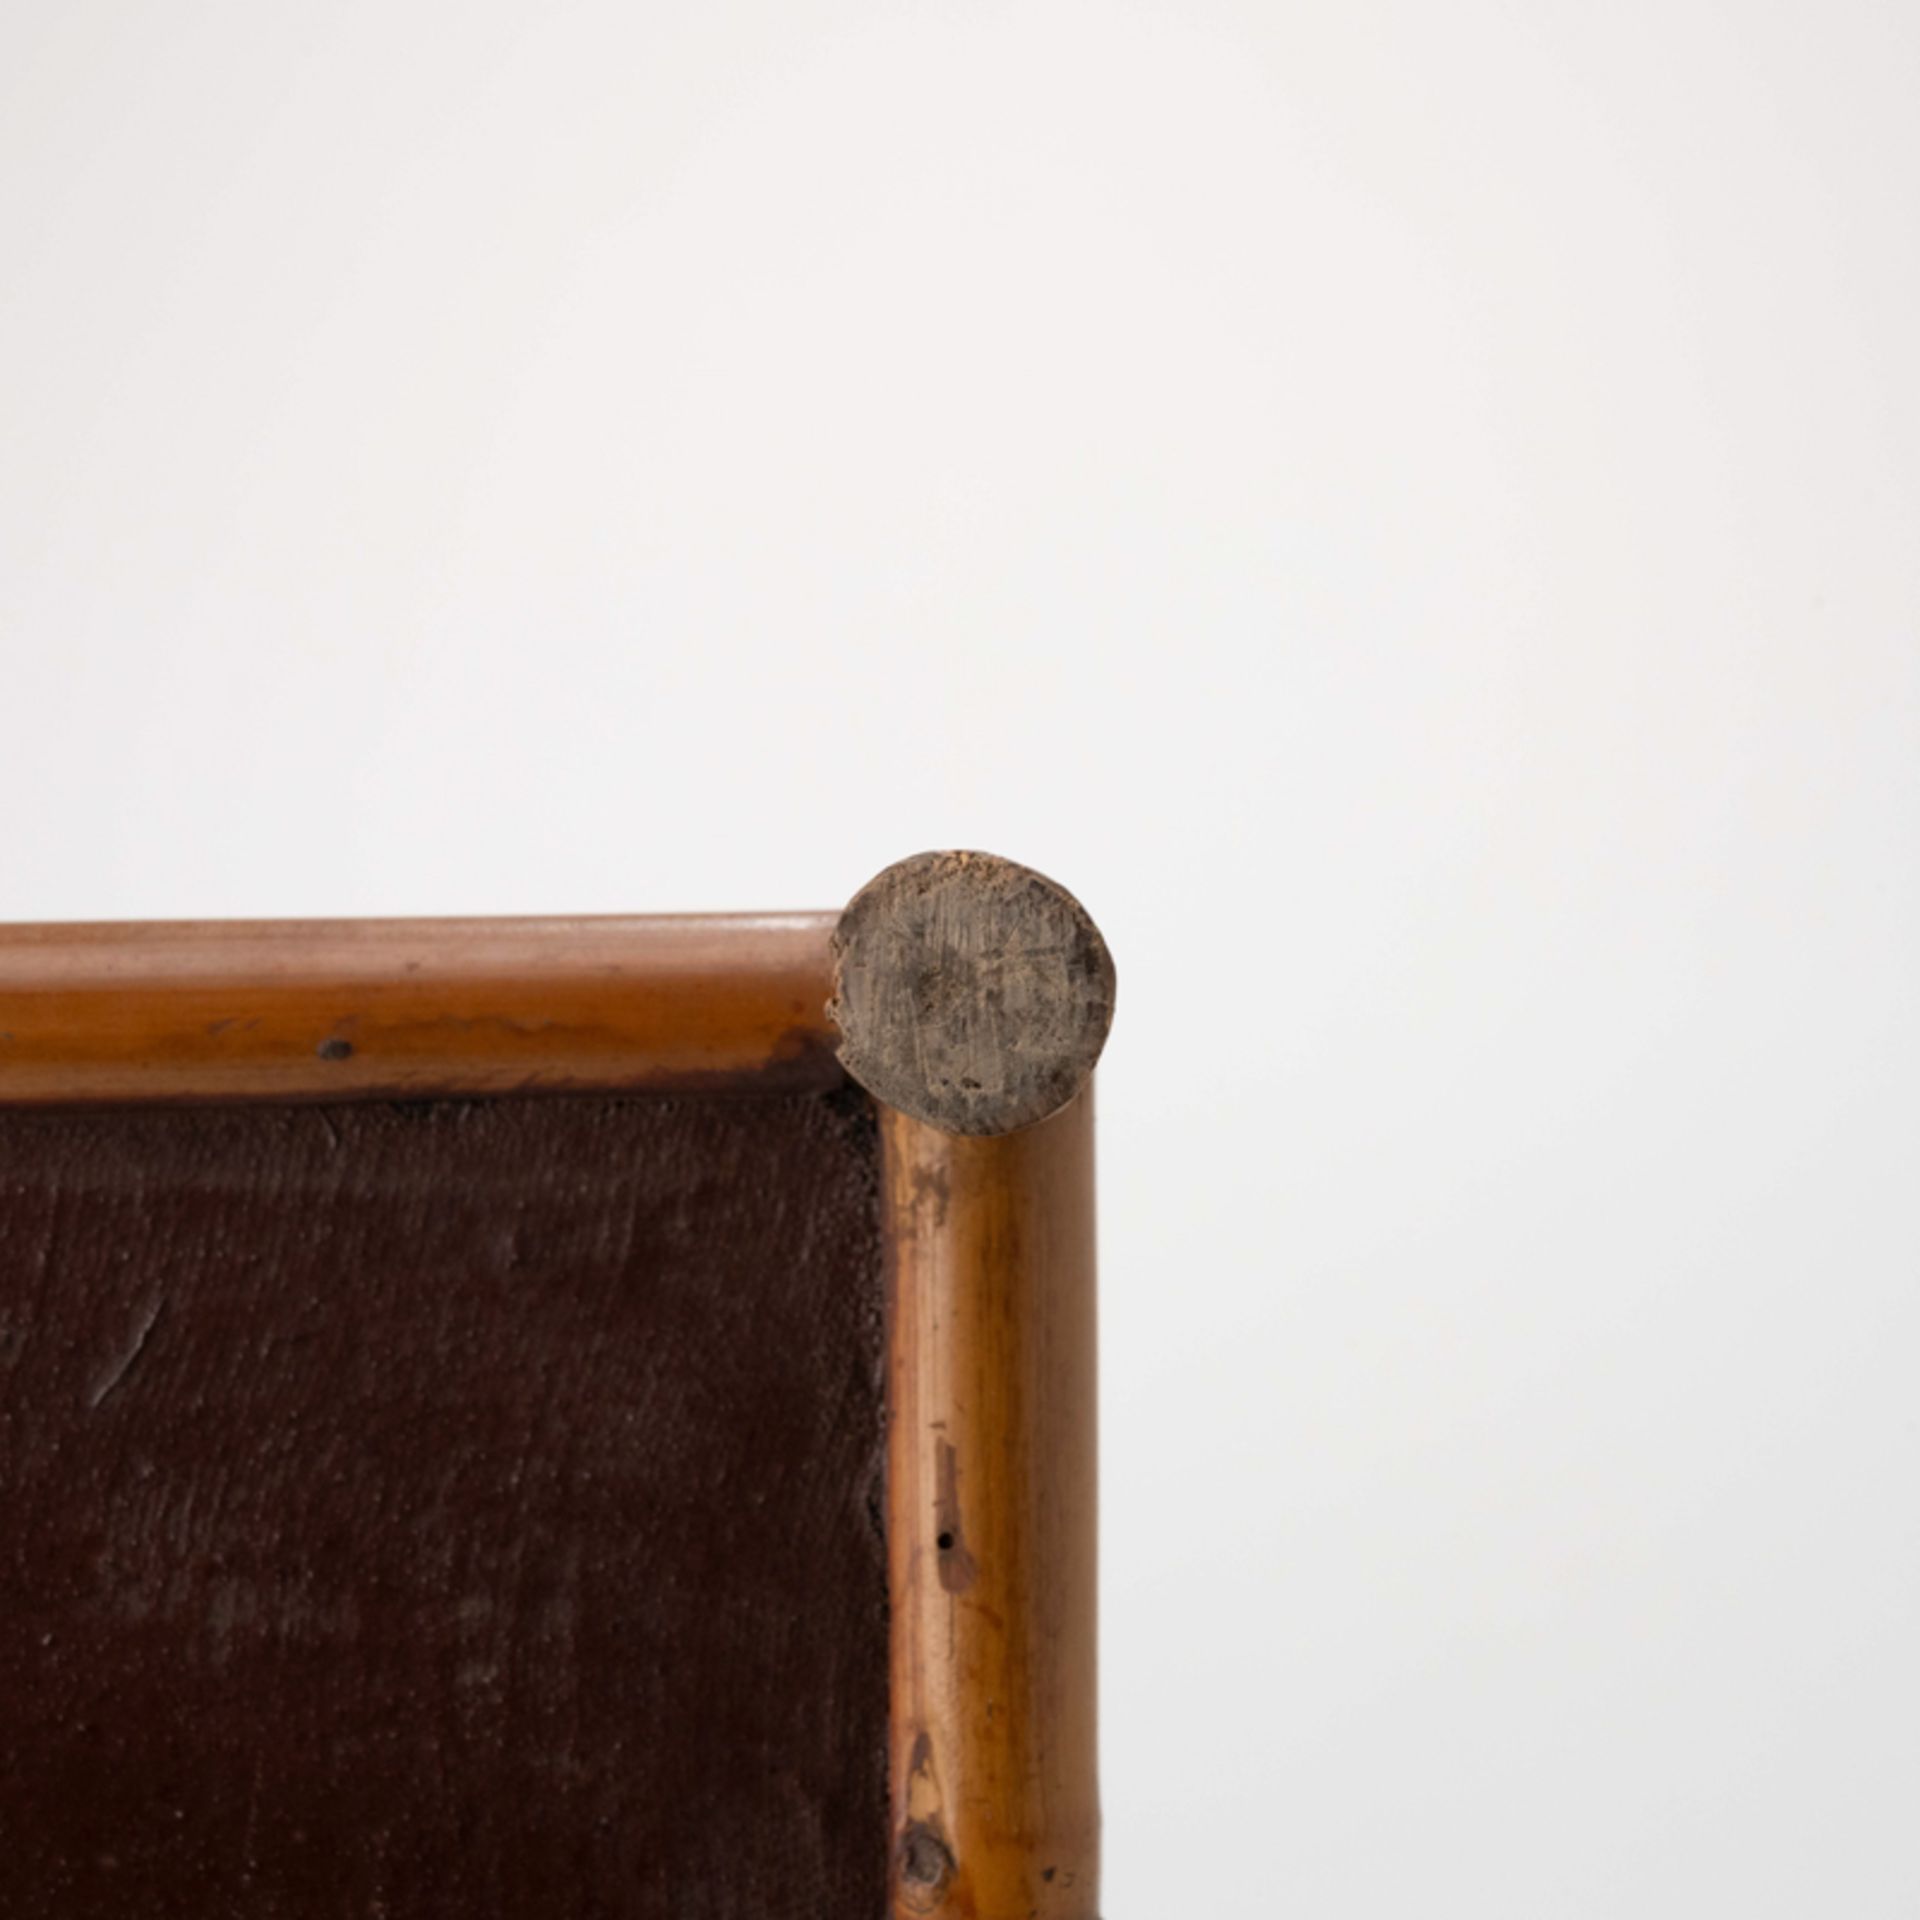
[3,3,1917,1912]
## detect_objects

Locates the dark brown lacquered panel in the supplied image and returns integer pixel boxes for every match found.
[0,1092,887,1920]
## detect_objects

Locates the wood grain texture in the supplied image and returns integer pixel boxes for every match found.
[883,1090,1100,1920]
[0,913,838,1106]
[0,1091,888,1919]
[831,854,1114,1138]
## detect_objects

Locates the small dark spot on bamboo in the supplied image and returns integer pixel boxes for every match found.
[900,1821,955,1894]
[316,1037,354,1062]
[933,1440,979,1591]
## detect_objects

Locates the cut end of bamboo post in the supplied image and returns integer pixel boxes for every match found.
[829,851,1115,1137]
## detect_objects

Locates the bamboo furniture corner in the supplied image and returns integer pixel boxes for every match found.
[0,850,1112,1920]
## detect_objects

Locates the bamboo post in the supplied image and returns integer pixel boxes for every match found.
[832,852,1113,1920]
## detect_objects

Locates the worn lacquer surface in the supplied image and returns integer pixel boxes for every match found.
[0,1091,888,1919]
